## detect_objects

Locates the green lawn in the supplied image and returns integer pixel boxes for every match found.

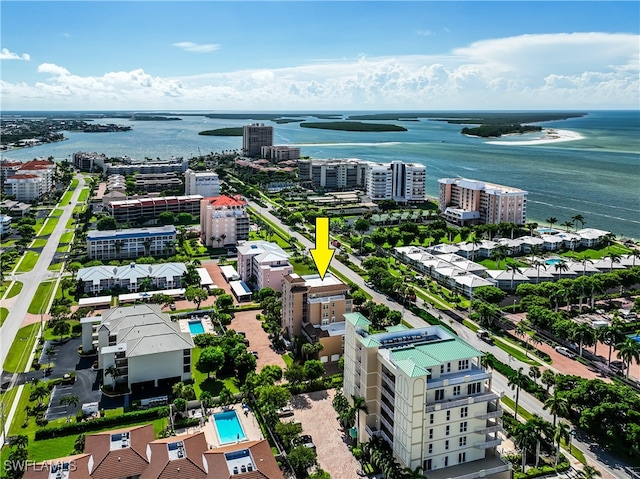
[3,323,40,373]
[59,190,73,206]
[1,239,16,248]
[48,262,64,271]
[78,188,90,202]
[493,337,539,365]
[56,244,70,253]
[290,257,317,276]
[0,307,8,326]
[31,239,48,249]
[66,218,76,228]
[38,218,59,236]
[51,208,64,217]
[15,251,40,273]
[191,347,240,398]
[6,281,24,298]
[59,231,74,244]
[70,178,79,190]
[28,281,57,314]
[562,244,631,260]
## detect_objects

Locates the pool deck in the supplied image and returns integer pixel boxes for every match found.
[178,316,215,335]
[175,403,264,449]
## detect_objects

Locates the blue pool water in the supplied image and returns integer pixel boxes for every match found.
[629,334,640,343]
[545,258,563,265]
[214,410,246,444]
[537,228,557,234]
[188,320,205,335]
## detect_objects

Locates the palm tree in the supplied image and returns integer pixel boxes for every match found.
[570,322,595,357]
[60,395,79,422]
[113,239,124,258]
[577,253,593,276]
[629,249,640,267]
[554,422,571,465]
[215,237,222,248]
[528,365,541,385]
[615,338,640,378]
[529,415,553,468]
[31,384,49,406]
[105,365,120,389]
[142,237,153,257]
[8,434,28,450]
[606,251,622,273]
[513,421,538,472]
[220,233,227,246]
[554,260,570,278]
[505,260,523,292]
[491,245,509,269]
[578,466,602,479]
[543,390,569,428]
[546,217,558,228]
[561,221,574,232]
[571,214,586,231]
[467,234,483,262]
[172,381,186,399]
[541,369,556,393]
[350,395,369,433]
[402,465,427,479]
[604,322,624,366]
[508,367,528,421]
[530,258,546,284]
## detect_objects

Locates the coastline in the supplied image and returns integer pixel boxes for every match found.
[484,129,584,146]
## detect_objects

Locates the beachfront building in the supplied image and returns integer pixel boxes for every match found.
[107,195,203,223]
[261,145,301,161]
[200,195,250,247]
[243,123,273,157]
[80,304,194,391]
[77,262,187,295]
[24,423,284,479]
[73,151,108,172]
[298,158,369,190]
[343,313,509,478]
[281,273,352,363]
[438,178,528,226]
[366,160,427,204]
[184,169,220,197]
[104,157,189,175]
[86,226,177,261]
[236,240,293,292]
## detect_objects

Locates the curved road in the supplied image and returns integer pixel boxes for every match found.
[248,199,632,479]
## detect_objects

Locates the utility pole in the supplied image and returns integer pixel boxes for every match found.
[1,400,6,445]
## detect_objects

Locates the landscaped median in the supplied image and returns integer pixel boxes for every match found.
[15,251,40,273]
[2,323,40,373]
[28,280,57,315]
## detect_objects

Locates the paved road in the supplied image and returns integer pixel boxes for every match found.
[0,174,85,367]
[248,200,632,479]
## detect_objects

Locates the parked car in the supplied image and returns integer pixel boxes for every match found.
[277,406,294,417]
[250,351,259,358]
[292,434,316,450]
[555,346,576,359]
[609,360,626,373]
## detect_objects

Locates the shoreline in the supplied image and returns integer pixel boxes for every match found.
[485,129,584,146]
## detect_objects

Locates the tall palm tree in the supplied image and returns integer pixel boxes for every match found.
[543,390,569,428]
[513,421,538,472]
[105,365,120,389]
[615,338,640,378]
[60,395,79,422]
[571,214,586,231]
[350,395,369,432]
[491,245,509,269]
[529,415,553,468]
[546,217,558,229]
[570,322,595,357]
[604,322,624,366]
[113,239,124,258]
[554,260,570,278]
[530,258,546,284]
[629,249,640,267]
[578,253,593,276]
[402,465,428,479]
[506,260,523,292]
[467,235,483,262]
[606,251,622,273]
[508,367,528,421]
[554,422,571,465]
[220,233,227,246]
[142,237,153,257]
[561,221,574,232]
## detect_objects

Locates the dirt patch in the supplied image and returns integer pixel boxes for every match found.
[229,310,286,372]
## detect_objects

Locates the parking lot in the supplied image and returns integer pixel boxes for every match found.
[228,310,286,372]
[289,389,362,479]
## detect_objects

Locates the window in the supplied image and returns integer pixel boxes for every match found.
[440,364,444,374]
[424,459,432,471]
[459,436,467,447]
[445,440,449,450]
[429,413,434,425]
[429,429,433,440]
[445,425,450,436]
[458,452,466,463]
[444,456,449,467]
[428,444,433,454]
[467,382,481,395]
[447,362,451,373]
[458,359,469,370]
[446,411,451,421]
[435,389,445,401]
[460,407,468,418]
[183,364,190,373]
[453,385,461,396]
[460,422,468,433]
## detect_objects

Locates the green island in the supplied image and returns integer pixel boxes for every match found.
[272,118,305,124]
[198,127,243,136]
[130,115,181,121]
[300,121,407,132]
[461,123,543,138]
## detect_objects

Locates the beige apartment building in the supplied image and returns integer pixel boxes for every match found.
[438,177,527,226]
[199,195,250,247]
[281,273,352,363]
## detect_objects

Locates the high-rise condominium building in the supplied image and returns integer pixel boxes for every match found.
[243,124,273,157]
[236,240,293,292]
[343,313,509,479]
[184,169,220,197]
[199,195,249,247]
[297,158,369,190]
[438,178,528,226]
[281,273,352,363]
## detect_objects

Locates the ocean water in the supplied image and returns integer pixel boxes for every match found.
[2,110,639,238]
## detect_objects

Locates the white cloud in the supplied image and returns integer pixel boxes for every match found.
[0,48,30,61]
[172,41,220,53]
[416,29,432,37]
[2,32,638,110]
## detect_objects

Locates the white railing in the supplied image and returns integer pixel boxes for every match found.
[453,463,511,479]
[474,438,502,449]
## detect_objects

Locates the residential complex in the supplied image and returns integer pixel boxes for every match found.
[281,273,352,363]
[86,226,177,260]
[81,304,194,391]
[1,158,56,201]
[237,240,293,292]
[24,422,283,479]
[134,172,183,193]
[298,158,426,203]
[438,178,528,226]
[77,262,186,294]
[200,195,250,247]
[0,214,12,237]
[243,123,273,157]
[184,169,220,197]
[73,152,189,175]
[73,151,108,172]
[343,313,509,478]
[261,145,301,161]
[107,195,203,223]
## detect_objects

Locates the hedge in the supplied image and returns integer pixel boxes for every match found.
[35,406,169,440]
[513,462,570,479]
[174,417,200,429]
[485,354,548,401]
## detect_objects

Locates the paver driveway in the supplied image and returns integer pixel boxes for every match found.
[290,389,361,479]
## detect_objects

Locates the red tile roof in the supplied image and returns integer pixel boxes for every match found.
[23,454,93,479]
[203,195,247,207]
[7,174,40,179]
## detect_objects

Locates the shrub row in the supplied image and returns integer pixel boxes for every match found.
[174,417,200,429]
[485,354,548,401]
[513,462,570,479]
[35,406,169,440]
[286,375,343,395]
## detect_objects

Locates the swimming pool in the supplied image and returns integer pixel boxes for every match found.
[629,334,640,343]
[188,320,205,335]
[537,228,557,234]
[545,258,563,266]
[214,410,246,444]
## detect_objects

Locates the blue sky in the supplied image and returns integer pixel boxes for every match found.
[1,1,638,110]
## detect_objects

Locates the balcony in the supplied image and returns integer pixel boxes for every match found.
[365,425,382,439]
[380,401,394,418]
[381,373,395,391]
[427,369,490,389]
[425,392,499,413]
[475,437,502,449]
[476,424,502,435]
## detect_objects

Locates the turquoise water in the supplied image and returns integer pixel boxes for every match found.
[214,410,246,444]
[630,334,640,343]
[188,320,205,335]
[2,110,638,238]
[545,258,563,266]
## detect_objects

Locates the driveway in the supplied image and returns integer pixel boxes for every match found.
[289,389,361,479]
[228,310,286,372]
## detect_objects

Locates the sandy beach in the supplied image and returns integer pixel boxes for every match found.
[485,128,584,146]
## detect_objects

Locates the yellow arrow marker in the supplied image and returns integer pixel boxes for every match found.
[310,217,335,280]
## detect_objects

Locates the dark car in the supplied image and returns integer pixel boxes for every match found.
[292,434,316,450]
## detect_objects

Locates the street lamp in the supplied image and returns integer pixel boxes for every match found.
[569,429,577,454]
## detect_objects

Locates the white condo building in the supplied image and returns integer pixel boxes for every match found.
[438,178,528,226]
[343,313,509,479]
[366,161,426,203]
[184,169,220,197]
[236,240,293,292]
